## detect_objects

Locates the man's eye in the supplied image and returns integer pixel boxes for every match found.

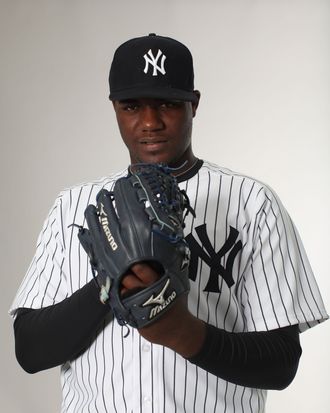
[160,101,182,109]
[123,104,138,111]
[118,101,139,111]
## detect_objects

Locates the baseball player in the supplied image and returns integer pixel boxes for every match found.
[10,34,328,413]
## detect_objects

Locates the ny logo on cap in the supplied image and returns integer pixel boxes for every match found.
[143,49,166,76]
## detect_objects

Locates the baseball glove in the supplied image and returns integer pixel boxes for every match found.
[78,163,193,328]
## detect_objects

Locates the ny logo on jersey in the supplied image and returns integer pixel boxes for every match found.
[185,224,242,291]
[143,49,167,76]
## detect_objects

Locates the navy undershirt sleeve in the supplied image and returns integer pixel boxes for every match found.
[187,323,302,390]
[14,280,111,374]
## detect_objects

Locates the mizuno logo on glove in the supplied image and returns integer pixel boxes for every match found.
[142,279,177,320]
[99,202,118,251]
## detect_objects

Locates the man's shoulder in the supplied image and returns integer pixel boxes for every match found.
[201,160,265,186]
[200,160,281,205]
[59,168,128,198]
[53,168,128,217]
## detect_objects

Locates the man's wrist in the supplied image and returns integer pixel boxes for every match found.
[139,302,207,359]
[170,315,206,358]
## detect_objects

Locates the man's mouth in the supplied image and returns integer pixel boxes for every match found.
[140,138,167,145]
[139,138,168,149]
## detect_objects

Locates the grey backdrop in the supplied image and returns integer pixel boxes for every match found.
[1,1,329,412]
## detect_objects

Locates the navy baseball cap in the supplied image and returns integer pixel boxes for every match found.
[109,33,198,103]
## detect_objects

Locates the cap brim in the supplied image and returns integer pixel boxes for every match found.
[109,87,198,103]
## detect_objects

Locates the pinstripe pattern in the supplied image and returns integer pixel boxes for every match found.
[10,161,328,412]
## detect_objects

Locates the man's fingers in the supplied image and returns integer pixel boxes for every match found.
[130,262,160,285]
[121,272,145,291]
[121,262,160,295]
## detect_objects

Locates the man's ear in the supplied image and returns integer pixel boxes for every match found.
[192,90,201,117]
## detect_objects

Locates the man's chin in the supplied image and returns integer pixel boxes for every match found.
[133,153,174,166]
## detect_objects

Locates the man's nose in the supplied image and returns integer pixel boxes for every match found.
[141,106,164,131]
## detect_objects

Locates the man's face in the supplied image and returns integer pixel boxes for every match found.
[112,94,200,169]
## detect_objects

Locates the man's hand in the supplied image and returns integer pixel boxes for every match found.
[122,262,206,358]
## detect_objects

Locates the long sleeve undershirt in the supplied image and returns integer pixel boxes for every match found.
[14,281,301,390]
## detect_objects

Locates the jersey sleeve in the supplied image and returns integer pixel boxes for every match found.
[239,185,328,333]
[9,193,69,317]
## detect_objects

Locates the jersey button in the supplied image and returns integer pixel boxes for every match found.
[142,343,151,352]
[143,396,151,404]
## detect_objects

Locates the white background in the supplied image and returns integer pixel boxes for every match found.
[1,1,329,412]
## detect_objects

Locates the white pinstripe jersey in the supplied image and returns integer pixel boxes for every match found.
[10,160,328,413]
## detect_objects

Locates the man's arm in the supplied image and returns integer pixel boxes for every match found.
[14,280,111,373]
[128,263,302,390]
[137,294,301,390]
[189,323,301,390]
